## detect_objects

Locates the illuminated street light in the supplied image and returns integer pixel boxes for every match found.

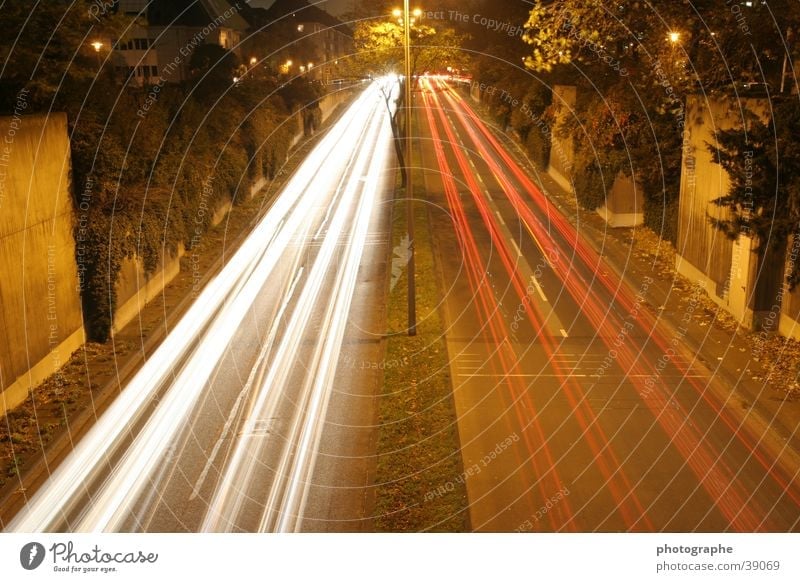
[91,40,103,52]
[392,4,420,336]
[249,56,257,65]
[668,31,680,43]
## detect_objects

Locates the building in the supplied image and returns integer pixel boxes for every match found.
[111,0,249,85]
[241,0,353,84]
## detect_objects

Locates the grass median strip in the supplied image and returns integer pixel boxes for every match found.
[372,177,469,532]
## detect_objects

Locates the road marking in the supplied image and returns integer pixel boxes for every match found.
[517,219,555,268]
[189,267,305,501]
[530,275,548,303]
[560,328,569,338]
[510,238,523,257]
[495,210,506,226]
[458,373,588,378]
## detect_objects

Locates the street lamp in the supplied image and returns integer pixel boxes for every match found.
[668,31,680,43]
[395,3,419,336]
[90,40,103,69]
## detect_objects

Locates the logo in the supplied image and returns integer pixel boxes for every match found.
[20,542,46,570]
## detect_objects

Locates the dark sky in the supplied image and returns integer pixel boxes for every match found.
[247,0,353,16]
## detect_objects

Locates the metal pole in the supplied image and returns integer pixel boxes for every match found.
[404,0,417,336]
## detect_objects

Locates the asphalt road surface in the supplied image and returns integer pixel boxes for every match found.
[419,77,800,532]
[6,82,395,533]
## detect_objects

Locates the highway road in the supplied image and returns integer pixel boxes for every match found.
[6,82,395,533]
[419,77,800,532]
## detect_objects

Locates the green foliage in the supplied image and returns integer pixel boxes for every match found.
[522,0,798,93]
[517,0,800,245]
[709,99,800,287]
[0,3,305,341]
[0,0,124,109]
[349,19,467,78]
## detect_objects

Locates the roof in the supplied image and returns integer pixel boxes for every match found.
[259,0,352,36]
[147,0,249,31]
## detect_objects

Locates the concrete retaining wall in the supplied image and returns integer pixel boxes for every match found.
[547,85,577,193]
[675,95,770,328]
[597,173,644,227]
[0,113,85,416]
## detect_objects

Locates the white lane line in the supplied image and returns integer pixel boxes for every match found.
[530,275,548,303]
[495,210,506,226]
[458,373,588,378]
[560,328,569,338]
[510,238,523,257]
[189,267,305,501]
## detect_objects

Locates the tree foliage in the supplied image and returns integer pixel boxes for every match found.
[0,2,302,341]
[349,19,468,78]
[710,99,800,287]
[514,0,800,245]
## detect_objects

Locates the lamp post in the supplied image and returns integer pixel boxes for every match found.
[402,2,417,336]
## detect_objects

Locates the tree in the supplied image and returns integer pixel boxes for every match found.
[518,1,800,243]
[347,15,467,186]
[710,98,800,288]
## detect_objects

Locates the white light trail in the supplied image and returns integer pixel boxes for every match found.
[8,82,394,533]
